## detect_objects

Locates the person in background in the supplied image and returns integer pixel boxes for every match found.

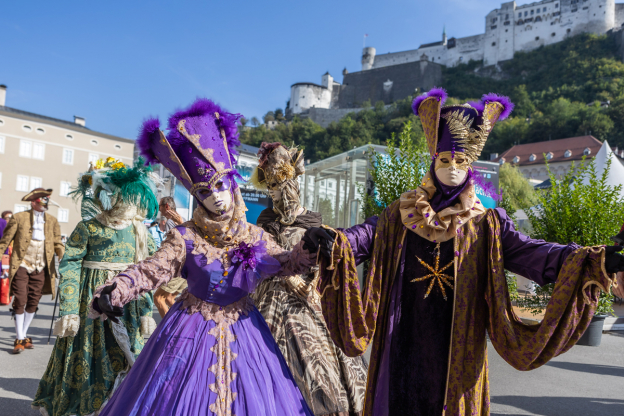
[0,189,64,354]
[2,211,13,221]
[152,196,187,318]
[148,217,168,248]
[1,211,12,255]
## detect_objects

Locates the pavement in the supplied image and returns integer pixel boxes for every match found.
[0,297,623,416]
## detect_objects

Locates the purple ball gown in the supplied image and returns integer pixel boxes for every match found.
[90,223,316,416]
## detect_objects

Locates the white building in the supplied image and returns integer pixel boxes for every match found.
[364,0,624,69]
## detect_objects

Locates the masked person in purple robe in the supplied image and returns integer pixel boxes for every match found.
[88,98,318,416]
[303,88,624,416]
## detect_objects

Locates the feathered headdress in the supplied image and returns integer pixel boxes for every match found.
[70,157,160,220]
[250,142,304,191]
[412,88,514,163]
[136,98,243,195]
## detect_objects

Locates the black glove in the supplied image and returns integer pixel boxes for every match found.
[605,246,624,274]
[95,283,124,323]
[302,227,336,259]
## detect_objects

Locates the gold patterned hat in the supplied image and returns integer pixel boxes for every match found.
[250,142,304,191]
[412,88,514,163]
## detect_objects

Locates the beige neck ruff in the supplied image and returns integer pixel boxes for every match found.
[399,171,486,243]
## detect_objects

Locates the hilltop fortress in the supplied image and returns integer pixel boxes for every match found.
[288,0,624,126]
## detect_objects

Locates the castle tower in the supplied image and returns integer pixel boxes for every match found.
[362,47,376,70]
[321,71,334,92]
[442,26,447,46]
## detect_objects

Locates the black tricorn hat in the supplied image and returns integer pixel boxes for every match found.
[22,188,53,202]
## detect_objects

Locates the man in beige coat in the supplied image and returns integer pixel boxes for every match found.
[0,188,64,353]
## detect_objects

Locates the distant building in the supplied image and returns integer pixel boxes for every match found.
[0,85,134,236]
[494,135,603,182]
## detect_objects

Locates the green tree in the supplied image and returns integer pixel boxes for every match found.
[263,111,275,124]
[521,157,624,315]
[498,163,537,213]
[360,121,429,218]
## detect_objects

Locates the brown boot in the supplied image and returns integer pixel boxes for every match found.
[23,338,34,349]
[12,339,24,354]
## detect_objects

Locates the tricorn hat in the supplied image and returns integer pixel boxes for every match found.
[22,188,52,202]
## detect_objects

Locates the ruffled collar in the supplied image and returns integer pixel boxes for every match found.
[399,171,486,243]
[191,189,250,248]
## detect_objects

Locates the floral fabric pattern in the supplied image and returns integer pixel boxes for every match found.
[32,219,156,416]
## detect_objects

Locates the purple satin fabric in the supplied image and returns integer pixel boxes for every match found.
[99,225,314,416]
[428,163,473,213]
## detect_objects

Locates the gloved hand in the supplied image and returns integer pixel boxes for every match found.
[604,246,624,274]
[95,283,124,323]
[302,227,336,259]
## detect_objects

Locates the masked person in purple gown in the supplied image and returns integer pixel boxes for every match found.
[303,88,624,416]
[88,98,317,416]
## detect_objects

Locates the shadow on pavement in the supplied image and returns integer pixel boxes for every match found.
[0,397,39,416]
[0,376,40,400]
[544,361,624,378]
[492,395,624,416]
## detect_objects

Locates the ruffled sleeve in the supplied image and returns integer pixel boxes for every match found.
[262,231,316,277]
[90,228,187,318]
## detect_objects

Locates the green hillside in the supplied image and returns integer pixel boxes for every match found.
[240,33,624,162]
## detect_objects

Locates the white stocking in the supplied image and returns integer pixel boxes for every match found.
[14,313,25,340]
[23,312,35,338]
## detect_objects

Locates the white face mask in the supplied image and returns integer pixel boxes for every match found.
[434,151,470,186]
[198,188,233,215]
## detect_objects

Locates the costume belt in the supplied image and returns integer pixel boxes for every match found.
[82,261,131,282]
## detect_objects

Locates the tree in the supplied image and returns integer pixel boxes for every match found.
[521,157,624,315]
[250,117,260,127]
[360,121,430,218]
[240,117,248,127]
[263,111,275,124]
[498,163,536,214]
[274,108,284,121]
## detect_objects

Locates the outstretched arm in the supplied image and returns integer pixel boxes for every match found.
[496,208,580,286]
[338,216,379,266]
[90,228,187,319]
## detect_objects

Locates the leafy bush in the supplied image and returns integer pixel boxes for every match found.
[521,156,624,315]
[359,121,430,218]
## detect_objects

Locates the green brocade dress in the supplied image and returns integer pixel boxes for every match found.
[32,218,156,416]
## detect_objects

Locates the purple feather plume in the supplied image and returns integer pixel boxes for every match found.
[137,117,161,165]
[481,93,514,120]
[412,87,448,115]
[471,169,501,202]
[167,98,242,166]
[467,100,485,113]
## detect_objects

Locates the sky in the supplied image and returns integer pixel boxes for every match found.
[1,0,513,140]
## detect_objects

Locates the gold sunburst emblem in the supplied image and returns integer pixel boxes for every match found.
[411,243,455,300]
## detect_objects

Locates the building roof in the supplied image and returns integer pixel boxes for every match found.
[291,82,327,89]
[418,40,444,49]
[237,143,259,156]
[0,105,133,143]
[496,136,603,166]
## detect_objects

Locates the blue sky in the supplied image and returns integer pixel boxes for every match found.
[2,0,509,139]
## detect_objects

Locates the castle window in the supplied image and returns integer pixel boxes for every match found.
[524,11,528,16]
[567,28,571,33]
[492,42,496,46]
[491,25,497,30]
[555,3,558,8]
[504,22,510,26]
[505,14,509,19]
[531,10,534,15]
[518,13,521,18]
[529,154,536,162]
[536,36,540,40]
[535,16,542,22]
[552,32,556,36]
[536,8,540,13]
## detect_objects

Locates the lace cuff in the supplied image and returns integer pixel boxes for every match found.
[140,316,157,337]
[53,314,80,338]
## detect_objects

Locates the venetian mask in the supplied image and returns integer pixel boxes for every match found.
[434,151,470,186]
[194,178,233,215]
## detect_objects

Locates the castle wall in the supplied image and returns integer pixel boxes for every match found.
[302,107,365,128]
[339,60,442,108]
[616,3,624,26]
[290,83,332,114]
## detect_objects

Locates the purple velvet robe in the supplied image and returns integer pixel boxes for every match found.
[339,208,579,416]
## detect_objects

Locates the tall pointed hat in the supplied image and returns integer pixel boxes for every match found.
[136,98,242,196]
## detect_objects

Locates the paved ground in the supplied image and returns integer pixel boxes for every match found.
[0,298,623,416]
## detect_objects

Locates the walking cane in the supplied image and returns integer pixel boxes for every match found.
[47,254,61,345]
[47,285,59,344]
